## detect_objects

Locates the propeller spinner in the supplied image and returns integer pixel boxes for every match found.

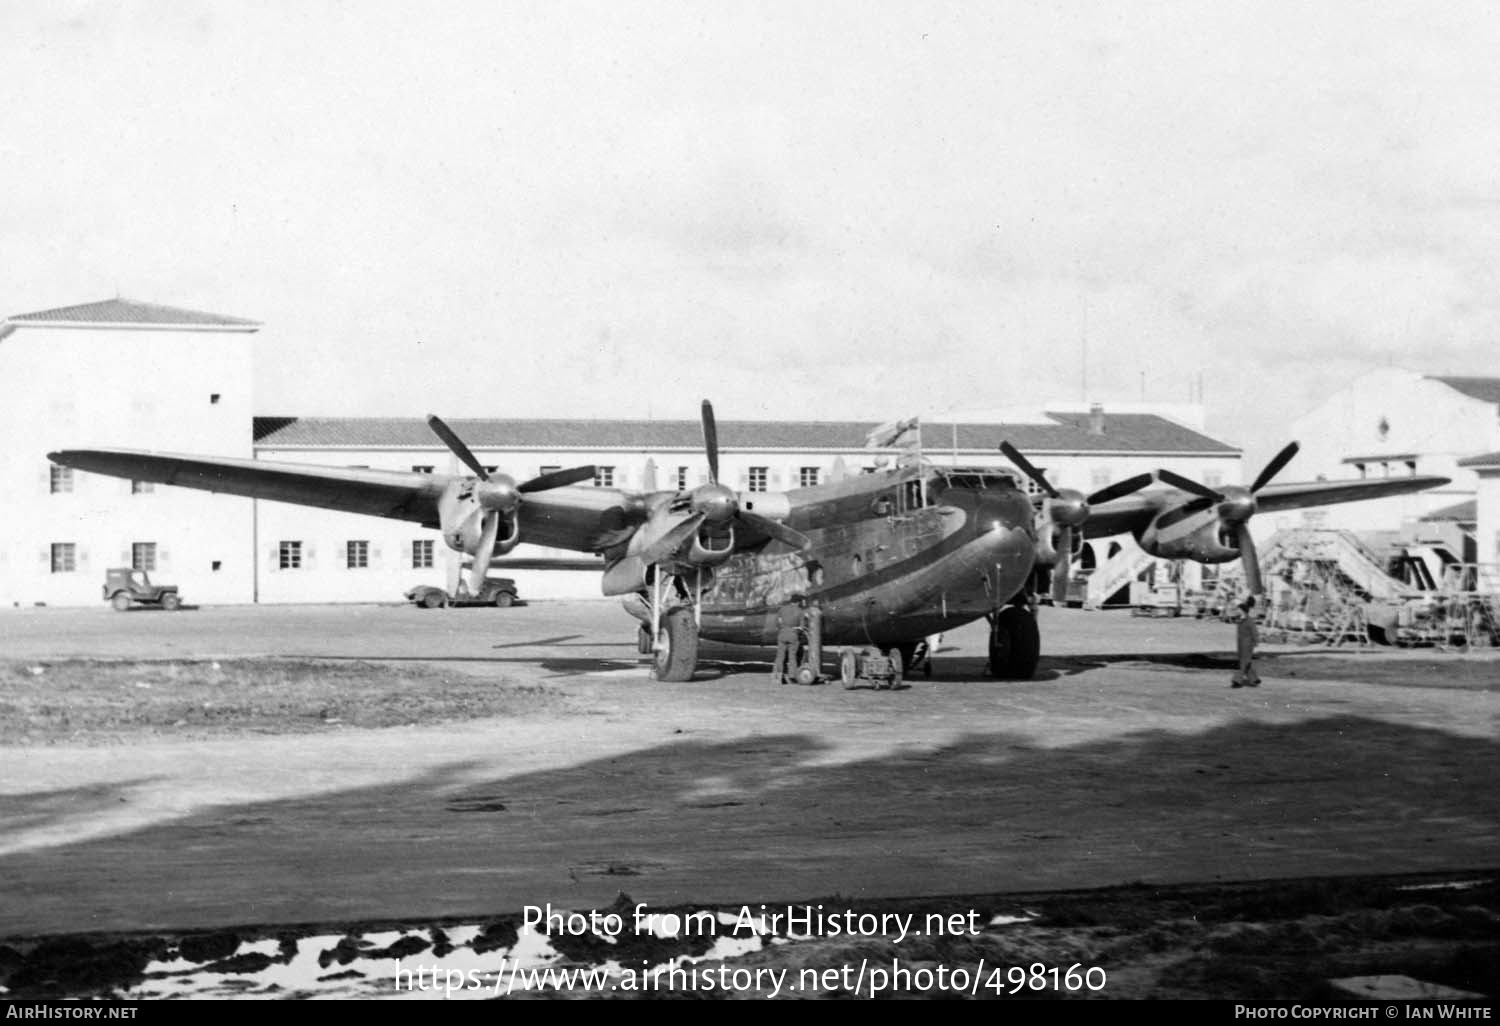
[1000,441,1154,603]
[1154,441,1300,596]
[682,400,809,552]
[427,414,596,594]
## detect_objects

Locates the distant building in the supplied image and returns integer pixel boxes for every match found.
[1280,368,1497,554]
[0,299,259,608]
[5,295,1251,606]
[1458,453,1500,564]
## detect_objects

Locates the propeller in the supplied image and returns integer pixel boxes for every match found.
[1000,441,1154,603]
[427,414,596,593]
[1155,440,1301,596]
[682,400,810,552]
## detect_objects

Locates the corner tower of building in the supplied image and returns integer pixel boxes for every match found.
[0,298,260,607]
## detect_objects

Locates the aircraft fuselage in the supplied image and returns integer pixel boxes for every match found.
[695,466,1037,647]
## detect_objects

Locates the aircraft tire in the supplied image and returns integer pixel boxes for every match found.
[989,606,1040,680]
[840,649,858,689]
[652,607,699,682]
[637,624,653,655]
[887,647,904,690]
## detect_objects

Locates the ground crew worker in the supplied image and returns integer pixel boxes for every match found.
[771,594,806,685]
[802,598,824,682]
[1232,595,1262,688]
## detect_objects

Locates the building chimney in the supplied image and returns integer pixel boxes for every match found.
[1088,403,1105,435]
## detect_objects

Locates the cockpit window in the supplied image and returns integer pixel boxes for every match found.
[936,470,1021,491]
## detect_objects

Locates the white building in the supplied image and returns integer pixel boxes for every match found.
[4,295,1252,607]
[1279,367,1498,549]
[1458,452,1500,565]
[1,299,259,609]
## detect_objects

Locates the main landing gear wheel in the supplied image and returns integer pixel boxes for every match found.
[651,607,699,682]
[988,606,1040,680]
[637,624,653,655]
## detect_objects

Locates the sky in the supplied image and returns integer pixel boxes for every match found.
[4,0,1499,469]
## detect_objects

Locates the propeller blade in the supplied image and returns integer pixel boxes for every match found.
[470,511,501,595]
[520,465,597,492]
[1051,526,1073,605]
[701,400,720,485]
[740,510,810,551]
[999,441,1059,498]
[427,415,490,480]
[1086,473,1154,506]
[1156,469,1222,501]
[1251,441,1301,493]
[1237,522,1263,596]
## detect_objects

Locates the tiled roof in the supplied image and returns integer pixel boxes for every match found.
[1420,499,1477,522]
[4,297,259,328]
[1458,451,1500,469]
[253,412,1239,454]
[1428,376,1500,405]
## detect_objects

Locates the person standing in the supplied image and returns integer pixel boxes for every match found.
[771,594,806,685]
[802,598,824,682]
[1232,595,1262,688]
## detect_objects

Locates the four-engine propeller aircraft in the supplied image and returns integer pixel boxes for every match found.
[49,402,1447,683]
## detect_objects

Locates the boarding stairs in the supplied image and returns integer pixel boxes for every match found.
[1084,543,1161,609]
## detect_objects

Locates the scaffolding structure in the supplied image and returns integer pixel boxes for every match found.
[1248,530,1499,649]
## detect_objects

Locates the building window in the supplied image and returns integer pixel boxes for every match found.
[747,467,769,492]
[50,543,76,573]
[131,542,157,572]
[594,467,615,487]
[346,540,369,569]
[676,466,689,491]
[539,465,561,476]
[278,541,302,570]
[799,467,821,488]
[411,465,434,474]
[49,465,73,494]
[412,539,434,569]
[131,479,155,494]
[210,393,220,405]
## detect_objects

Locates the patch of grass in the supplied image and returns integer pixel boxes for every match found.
[0,659,571,745]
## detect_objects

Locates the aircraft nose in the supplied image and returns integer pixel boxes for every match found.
[978,489,1035,538]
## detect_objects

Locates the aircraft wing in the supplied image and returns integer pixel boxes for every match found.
[1076,474,1451,540]
[1252,475,1452,513]
[45,449,729,557]
[1075,492,1174,540]
[49,449,456,529]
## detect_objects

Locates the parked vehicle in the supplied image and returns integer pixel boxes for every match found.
[103,567,182,611]
[405,577,519,609]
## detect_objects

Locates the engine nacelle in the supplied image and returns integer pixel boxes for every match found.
[443,508,521,556]
[1137,514,1240,564]
[688,525,736,567]
[738,492,791,522]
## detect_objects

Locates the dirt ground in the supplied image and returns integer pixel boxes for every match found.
[0,601,1496,1000]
